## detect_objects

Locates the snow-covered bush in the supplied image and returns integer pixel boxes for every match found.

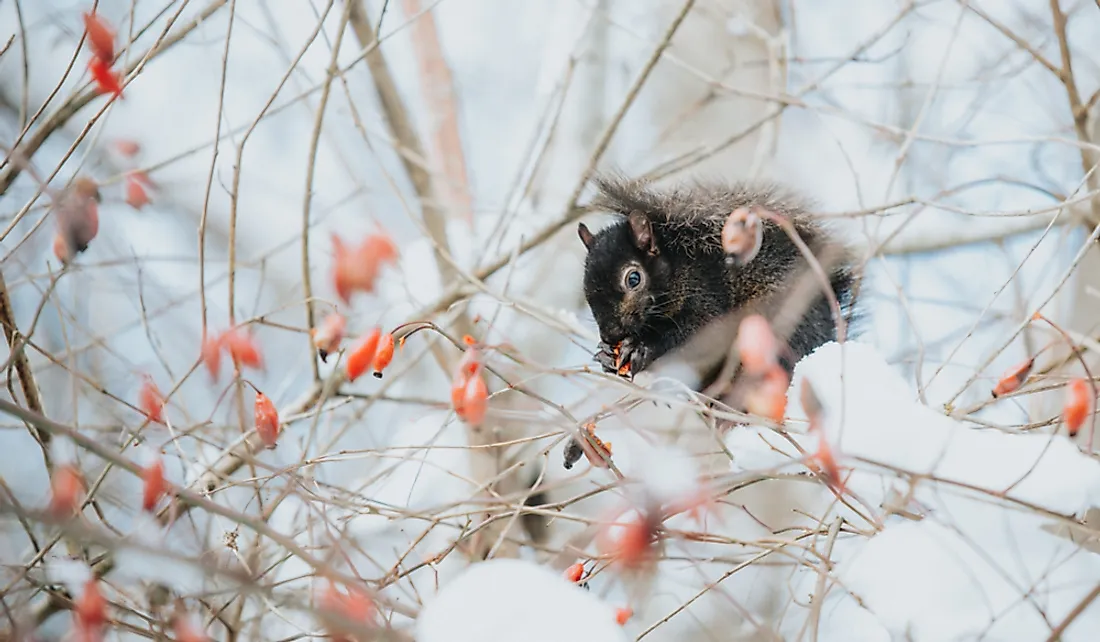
[2,1,1100,641]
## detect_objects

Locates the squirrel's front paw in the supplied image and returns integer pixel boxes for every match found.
[626,342,653,376]
[616,338,652,379]
[594,341,618,374]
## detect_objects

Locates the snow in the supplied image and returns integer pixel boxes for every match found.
[347,410,476,538]
[416,558,629,642]
[2,1,1100,641]
[788,341,1100,517]
[836,515,1100,641]
[44,558,93,598]
[773,342,1100,641]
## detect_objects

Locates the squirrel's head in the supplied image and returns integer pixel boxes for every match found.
[578,211,671,346]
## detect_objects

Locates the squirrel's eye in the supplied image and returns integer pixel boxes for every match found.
[624,269,642,290]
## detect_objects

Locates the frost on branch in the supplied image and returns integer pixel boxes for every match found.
[416,559,629,642]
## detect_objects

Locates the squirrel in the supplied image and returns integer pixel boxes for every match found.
[577,174,860,390]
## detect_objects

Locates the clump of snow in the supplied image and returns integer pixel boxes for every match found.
[788,341,1100,516]
[768,341,1100,641]
[835,513,1100,641]
[416,558,629,642]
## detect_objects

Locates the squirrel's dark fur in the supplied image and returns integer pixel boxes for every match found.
[578,174,860,387]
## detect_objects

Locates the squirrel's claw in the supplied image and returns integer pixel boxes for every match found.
[627,343,652,375]
[617,339,635,370]
[594,343,618,374]
[595,339,647,379]
[616,339,644,380]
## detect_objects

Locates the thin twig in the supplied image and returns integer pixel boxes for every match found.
[301,2,353,381]
[1044,581,1100,641]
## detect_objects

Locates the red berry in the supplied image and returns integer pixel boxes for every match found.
[345,328,381,382]
[254,392,279,449]
[371,333,395,378]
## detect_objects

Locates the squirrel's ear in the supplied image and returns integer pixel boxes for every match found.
[578,222,595,250]
[627,211,657,256]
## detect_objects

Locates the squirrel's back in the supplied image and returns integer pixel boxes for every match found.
[590,174,824,256]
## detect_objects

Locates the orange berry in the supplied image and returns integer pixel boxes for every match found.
[721,207,763,265]
[312,313,346,363]
[124,173,150,210]
[254,392,279,449]
[53,177,100,263]
[141,454,166,512]
[331,234,354,304]
[53,233,72,264]
[810,434,844,493]
[457,346,481,377]
[224,329,262,370]
[1065,378,1094,437]
[577,423,612,469]
[82,12,116,62]
[744,365,789,422]
[615,607,633,626]
[364,232,399,265]
[451,372,469,418]
[372,333,395,378]
[992,357,1034,398]
[173,617,209,642]
[113,139,140,157]
[138,376,164,424]
[49,464,86,517]
[201,332,223,380]
[461,374,488,426]
[598,509,659,571]
[737,315,779,375]
[564,563,584,583]
[74,578,107,642]
[345,327,381,382]
[88,56,123,97]
[319,582,376,642]
[330,232,397,304]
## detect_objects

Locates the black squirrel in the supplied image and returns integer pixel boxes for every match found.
[578,174,860,389]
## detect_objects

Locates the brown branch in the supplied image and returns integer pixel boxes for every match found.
[642,1,915,182]
[200,0,244,337]
[143,0,706,548]
[347,0,462,291]
[0,270,47,463]
[403,0,475,224]
[443,0,698,301]
[8,0,695,622]
[1048,0,1100,226]
[0,397,419,622]
[400,0,521,560]
[965,2,1061,78]
[1045,581,1100,642]
[301,2,353,381]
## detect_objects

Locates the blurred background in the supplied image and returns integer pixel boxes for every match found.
[2,0,1100,640]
